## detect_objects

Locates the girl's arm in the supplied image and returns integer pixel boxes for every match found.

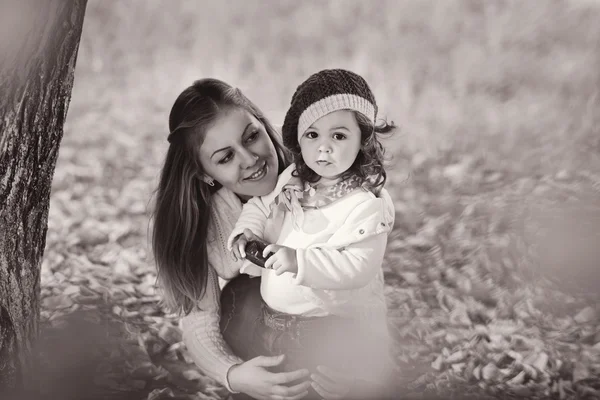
[293,232,388,290]
[181,266,243,391]
[292,195,394,290]
[227,164,298,249]
[227,194,271,248]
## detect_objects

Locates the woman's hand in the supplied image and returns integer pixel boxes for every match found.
[227,354,311,400]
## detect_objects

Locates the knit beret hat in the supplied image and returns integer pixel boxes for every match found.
[282,69,378,151]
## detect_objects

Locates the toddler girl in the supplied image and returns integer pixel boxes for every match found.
[228,69,397,397]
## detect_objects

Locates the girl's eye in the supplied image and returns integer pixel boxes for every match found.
[219,152,233,164]
[305,132,318,139]
[333,133,346,140]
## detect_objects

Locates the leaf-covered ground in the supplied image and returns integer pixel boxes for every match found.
[38,1,600,399]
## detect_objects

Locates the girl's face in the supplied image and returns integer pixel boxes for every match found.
[198,108,279,200]
[299,110,362,180]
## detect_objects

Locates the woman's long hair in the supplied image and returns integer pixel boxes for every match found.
[151,79,291,315]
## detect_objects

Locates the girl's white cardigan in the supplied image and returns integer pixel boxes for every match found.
[181,181,396,391]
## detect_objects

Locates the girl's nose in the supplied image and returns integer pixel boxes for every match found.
[318,142,332,153]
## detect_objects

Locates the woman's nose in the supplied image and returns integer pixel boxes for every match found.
[240,150,259,168]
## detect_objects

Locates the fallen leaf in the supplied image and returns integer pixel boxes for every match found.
[532,352,549,371]
[522,363,538,380]
[181,369,205,381]
[43,295,74,309]
[446,350,467,364]
[62,285,81,296]
[507,370,526,385]
[431,354,443,371]
[574,306,597,324]
[400,272,421,285]
[472,365,481,380]
[481,363,501,382]
[147,388,174,400]
[451,362,465,373]
[555,170,571,181]
[443,162,469,184]
[159,325,183,345]
[78,225,109,246]
[445,332,460,344]
[573,362,590,382]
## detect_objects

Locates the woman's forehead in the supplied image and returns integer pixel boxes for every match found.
[201,108,257,149]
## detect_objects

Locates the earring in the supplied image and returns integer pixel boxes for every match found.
[203,176,215,186]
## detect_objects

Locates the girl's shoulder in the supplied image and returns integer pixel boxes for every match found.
[340,186,395,226]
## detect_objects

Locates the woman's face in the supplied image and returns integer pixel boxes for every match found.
[198,108,279,200]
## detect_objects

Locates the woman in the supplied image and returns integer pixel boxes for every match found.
[152,79,370,400]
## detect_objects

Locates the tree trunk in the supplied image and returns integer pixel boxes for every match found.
[0,0,87,390]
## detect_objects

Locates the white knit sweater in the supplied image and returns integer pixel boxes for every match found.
[180,187,248,392]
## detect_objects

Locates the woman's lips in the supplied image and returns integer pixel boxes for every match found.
[244,161,267,181]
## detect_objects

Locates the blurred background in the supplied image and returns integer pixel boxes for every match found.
[40,1,600,399]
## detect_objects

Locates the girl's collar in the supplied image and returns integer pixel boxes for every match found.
[301,174,365,208]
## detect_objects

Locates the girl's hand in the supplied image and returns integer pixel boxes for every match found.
[231,229,257,261]
[227,354,311,400]
[263,244,298,275]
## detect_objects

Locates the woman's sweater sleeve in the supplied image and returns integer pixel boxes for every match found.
[181,266,243,392]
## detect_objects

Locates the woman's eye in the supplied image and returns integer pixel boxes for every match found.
[219,152,233,164]
[333,133,346,140]
[246,130,259,143]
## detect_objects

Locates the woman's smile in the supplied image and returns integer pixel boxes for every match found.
[244,160,268,181]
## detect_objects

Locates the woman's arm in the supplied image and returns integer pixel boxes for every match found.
[181,267,312,399]
[181,267,243,391]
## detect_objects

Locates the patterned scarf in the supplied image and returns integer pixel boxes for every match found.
[269,174,367,231]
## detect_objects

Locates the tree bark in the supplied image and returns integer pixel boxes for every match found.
[0,0,87,390]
